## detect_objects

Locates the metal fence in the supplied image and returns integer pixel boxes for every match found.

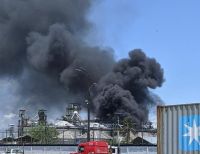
[0,128,157,145]
[0,145,157,154]
[0,129,112,144]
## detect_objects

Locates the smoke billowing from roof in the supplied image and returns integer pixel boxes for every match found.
[0,0,164,123]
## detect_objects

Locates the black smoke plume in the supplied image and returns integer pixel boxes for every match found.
[0,0,164,123]
[0,0,114,111]
[94,49,164,123]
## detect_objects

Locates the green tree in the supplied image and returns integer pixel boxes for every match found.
[29,124,59,144]
[121,117,134,143]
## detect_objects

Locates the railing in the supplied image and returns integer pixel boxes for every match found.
[0,128,157,145]
[0,145,157,154]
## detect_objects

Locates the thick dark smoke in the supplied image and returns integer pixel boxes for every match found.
[0,0,114,111]
[0,0,90,76]
[94,49,164,123]
[0,0,164,123]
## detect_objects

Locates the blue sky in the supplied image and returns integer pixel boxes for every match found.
[87,0,200,104]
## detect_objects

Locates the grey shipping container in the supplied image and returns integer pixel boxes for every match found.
[157,103,200,154]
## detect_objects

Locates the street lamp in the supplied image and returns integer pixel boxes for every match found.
[85,99,90,142]
[85,83,97,142]
[74,68,96,142]
[115,113,123,154]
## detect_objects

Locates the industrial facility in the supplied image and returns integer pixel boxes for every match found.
[0,103,157,145]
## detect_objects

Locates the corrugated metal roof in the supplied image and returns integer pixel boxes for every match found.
[157,103,200,154]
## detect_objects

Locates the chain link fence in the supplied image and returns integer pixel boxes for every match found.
[0,145,157,154]
[0,127,157,145]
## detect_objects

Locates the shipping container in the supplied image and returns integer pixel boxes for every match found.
[157,103,200,154]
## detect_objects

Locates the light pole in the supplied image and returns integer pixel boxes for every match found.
[117,116,120,154]
[74,68,96,142]
[115,113,123,154]
[86,83,97,142]
[85,99,90,142]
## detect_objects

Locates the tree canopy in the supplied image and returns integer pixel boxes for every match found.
[29,124,59,144]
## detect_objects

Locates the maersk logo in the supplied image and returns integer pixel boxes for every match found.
[179,115,200,151]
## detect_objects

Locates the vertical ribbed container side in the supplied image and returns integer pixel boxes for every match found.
[157,103,200,154]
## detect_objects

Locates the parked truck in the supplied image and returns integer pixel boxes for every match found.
[71,141,117,154]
